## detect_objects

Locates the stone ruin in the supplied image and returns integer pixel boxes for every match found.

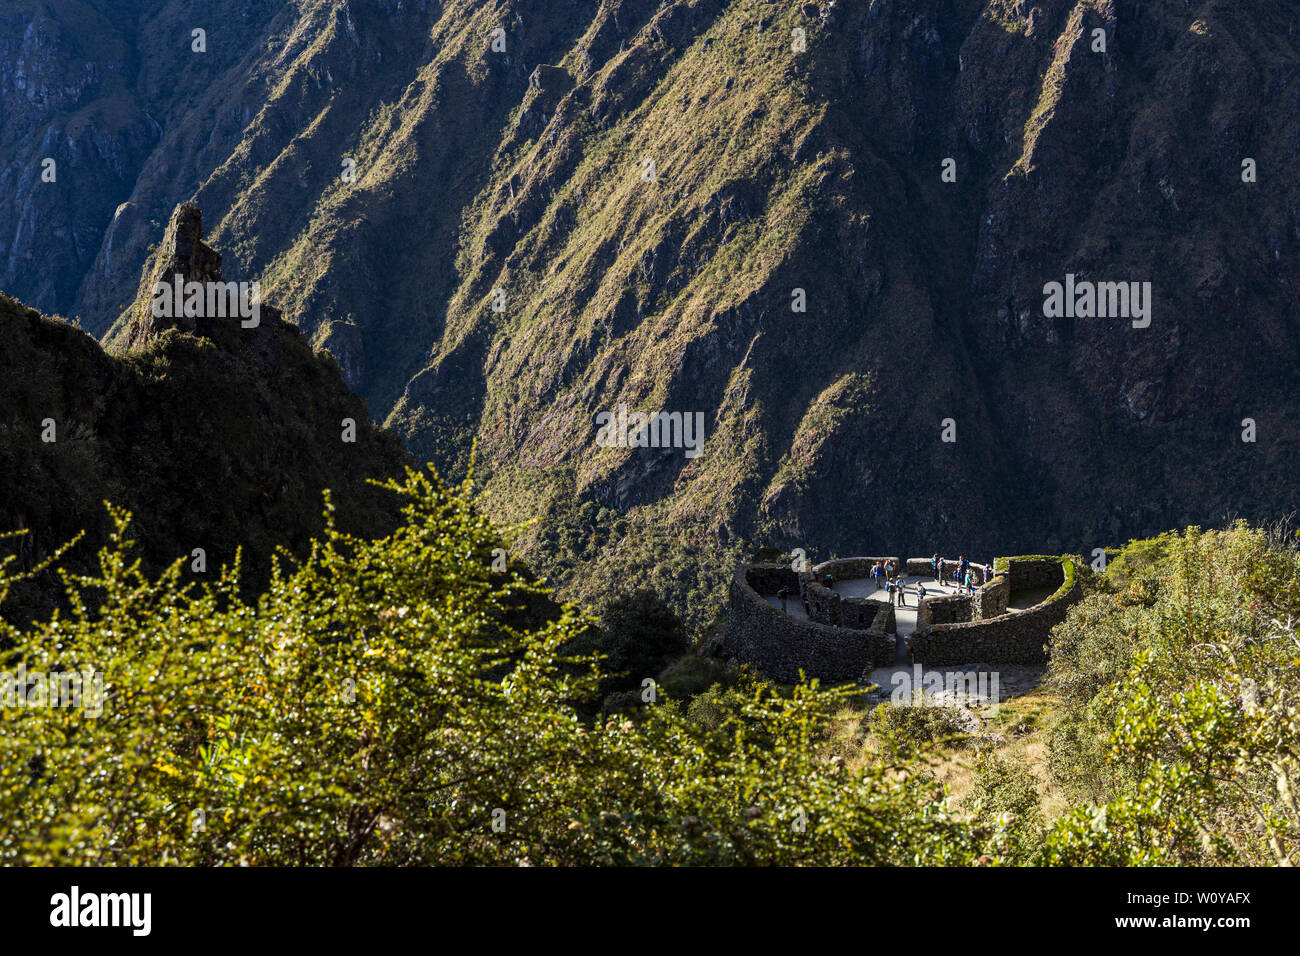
[722,553,1081,682]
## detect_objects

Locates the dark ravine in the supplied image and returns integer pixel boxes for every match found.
[2,0,1298,626]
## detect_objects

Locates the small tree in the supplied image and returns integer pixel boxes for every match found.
[596,588,689,696]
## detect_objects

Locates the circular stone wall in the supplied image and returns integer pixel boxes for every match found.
[722,563,895,682]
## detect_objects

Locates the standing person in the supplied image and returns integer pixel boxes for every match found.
[897,580,908,607]
[873,561,885,590]
[886,578,896,606]
[917,581,927,604]
[931,553,940,581]
[938,558,946,587]
[777,584,791,613]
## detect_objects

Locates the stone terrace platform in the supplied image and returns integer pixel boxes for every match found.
[765,573,969,642]
[727,554,1082,682]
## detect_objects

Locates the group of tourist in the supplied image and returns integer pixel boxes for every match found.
[931,553,993,595]
[774,553,996,616]
[885,554,994,605]
[866,559,911,607]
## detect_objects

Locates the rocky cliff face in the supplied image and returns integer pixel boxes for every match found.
[0,204,409,619]
[0,1,161,317]
[3,0,1298,623]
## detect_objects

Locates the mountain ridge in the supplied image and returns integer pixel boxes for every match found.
[3,0,1298,625]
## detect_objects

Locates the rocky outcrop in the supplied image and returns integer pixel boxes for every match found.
[0,209,410,621]
[120,203,223,345]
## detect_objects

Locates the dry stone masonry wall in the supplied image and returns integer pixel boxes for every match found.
[972,573,1009,619]
[910,557,1079,666]
[724,554,1081,680]
[723,564,895,682]
[919,592,972,626]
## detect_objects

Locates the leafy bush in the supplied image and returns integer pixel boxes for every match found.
[0,468,980,866]
[595,588,689,696]
[6,460,1297,866]
[656,653,739,701]
[966,751,1046,860]
[1043,588,1145,804]
[1040,523,1300,865]
[868,694,971,759]
[685,683,757,732]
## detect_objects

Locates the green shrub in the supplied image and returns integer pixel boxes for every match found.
[657,652,738,701]
[0,468,980,866]
[868,694,971,758]
[1041,523,1300,865]
[594,588,690,696]
[685,683,756,732]
[966,751,1046,861]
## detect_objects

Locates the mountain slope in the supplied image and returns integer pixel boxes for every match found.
[3,0,1298,625]
[0,202,409,619]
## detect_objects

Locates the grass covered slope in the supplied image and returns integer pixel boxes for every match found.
[382,0,1300,624]
[4,0,1299,628]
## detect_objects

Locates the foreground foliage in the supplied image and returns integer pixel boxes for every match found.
[0,469,976,866]
[3,471,1297,866]
[1041,523,1300,865]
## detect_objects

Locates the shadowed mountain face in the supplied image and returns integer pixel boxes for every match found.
[0,204,409,619]
[3,0,1299,622]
